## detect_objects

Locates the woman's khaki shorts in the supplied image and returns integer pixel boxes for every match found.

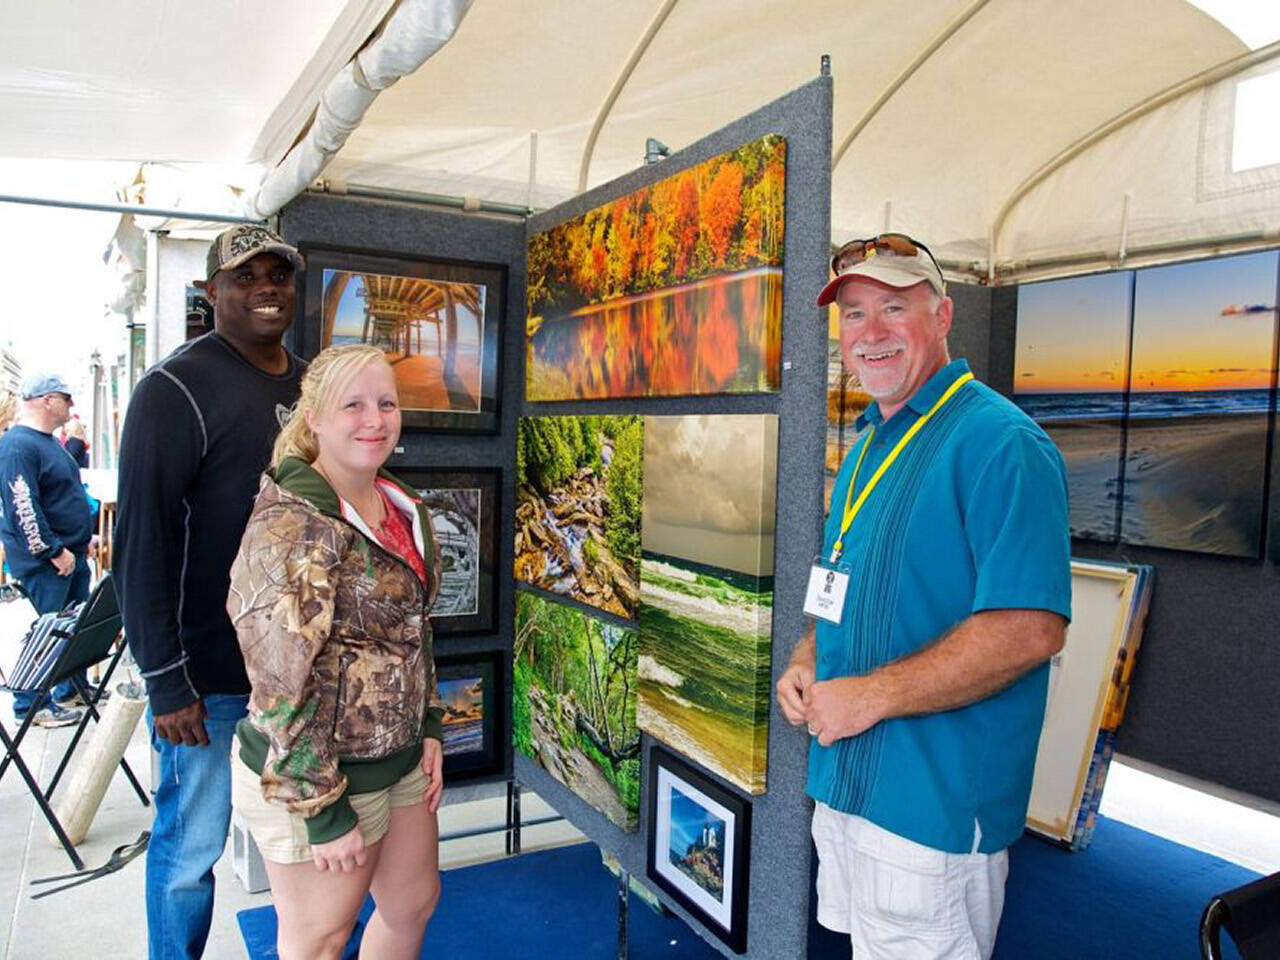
[231,748,430,864]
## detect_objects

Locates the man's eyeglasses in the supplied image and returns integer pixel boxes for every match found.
[831,232,942,277]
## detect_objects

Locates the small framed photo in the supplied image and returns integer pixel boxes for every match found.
[647,745,752,953]
[398,467,500,637]
[298,244,506,434]
[436,650,506,783]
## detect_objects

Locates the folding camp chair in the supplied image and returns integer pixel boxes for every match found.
[1201,870,1280,960]
[0,573,149,869]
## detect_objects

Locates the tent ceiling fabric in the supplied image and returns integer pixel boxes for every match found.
[320,0,1270,275]
[0,0,392,166]
[2,0,1277,279]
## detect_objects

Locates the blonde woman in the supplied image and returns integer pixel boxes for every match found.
[228,344,445,959]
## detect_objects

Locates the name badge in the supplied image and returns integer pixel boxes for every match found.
[804,561,849,624]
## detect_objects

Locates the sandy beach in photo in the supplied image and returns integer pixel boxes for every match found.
[1118,413,1269,556]
[1042,419,1125,541]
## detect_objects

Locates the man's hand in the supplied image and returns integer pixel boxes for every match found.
[805,675,890,747]
[422,737,444,813]
[777,661,815,726]
[51,549,75,577]
[153,699,209,747]
[311,826,368,873]
[777,624,817,726]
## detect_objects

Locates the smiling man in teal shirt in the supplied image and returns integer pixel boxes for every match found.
[777,234,1071,959]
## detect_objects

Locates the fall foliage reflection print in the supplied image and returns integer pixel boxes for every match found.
[526,135,786,400]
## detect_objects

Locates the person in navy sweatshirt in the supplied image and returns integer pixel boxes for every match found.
[0,373,93,727]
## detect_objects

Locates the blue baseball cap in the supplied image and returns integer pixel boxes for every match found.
[21,373,72,400]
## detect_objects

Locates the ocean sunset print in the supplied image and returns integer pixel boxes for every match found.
[1014,270,1133,541]
[1120,251,1278,557]
[1014,250,1279,557]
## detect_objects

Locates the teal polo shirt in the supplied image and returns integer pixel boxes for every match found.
[806,359,1071,855]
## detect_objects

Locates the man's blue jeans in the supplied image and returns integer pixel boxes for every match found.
[12,554,90,717]
[145,693,248,960]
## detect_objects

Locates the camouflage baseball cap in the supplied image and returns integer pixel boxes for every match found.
[206,224,304,282]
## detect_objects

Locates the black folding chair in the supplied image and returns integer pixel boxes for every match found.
[0,573,150,869]
[1200,870,1280,960]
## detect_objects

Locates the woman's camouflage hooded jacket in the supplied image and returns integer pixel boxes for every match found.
[228,456,445,842]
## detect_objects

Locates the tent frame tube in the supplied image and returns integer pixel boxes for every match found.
[0,193,263,225]
[974,228,1280,284]
[311,181,529,219]
[831,0,990,173]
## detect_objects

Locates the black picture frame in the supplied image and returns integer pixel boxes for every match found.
[435,650,507,784]
[397,467,500,637]
[297,243,506,434]
[647,745,752,953]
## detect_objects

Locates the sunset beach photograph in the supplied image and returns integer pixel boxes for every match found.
[1014,270,1133,541]
[1014,251,1278,557]
[1120,251,1278,557]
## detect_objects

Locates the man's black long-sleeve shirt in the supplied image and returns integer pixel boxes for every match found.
[115,333,303,715]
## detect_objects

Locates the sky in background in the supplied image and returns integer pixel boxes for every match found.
[1014,271,1133,394]
[1015,251,1279,394]
[0,160,134,400]
[667,784,723,860]
[1130,250,1278,392]
[641,414,777,575]
[326,269,483,344]
[437,676,483,714]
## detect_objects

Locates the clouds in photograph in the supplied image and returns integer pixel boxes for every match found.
[642,415,778,574]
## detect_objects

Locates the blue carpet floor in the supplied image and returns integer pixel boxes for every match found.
[237,842,722,959]
[808,816,1257,959]
[240,817,1261,958]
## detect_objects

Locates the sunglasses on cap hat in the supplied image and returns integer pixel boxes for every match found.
[830,232,943,277]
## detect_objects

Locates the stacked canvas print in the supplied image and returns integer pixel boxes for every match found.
[513,591,641,831]
[513,416,643,619]
[1027,560,1153,850]
[637,415,778,795]
[513,412,780,807]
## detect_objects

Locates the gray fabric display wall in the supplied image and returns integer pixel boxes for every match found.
[281,74,835,958]
[517,76,832,959]
[279,191,527,708]
[986,285,1280,806]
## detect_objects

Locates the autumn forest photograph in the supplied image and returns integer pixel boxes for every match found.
[526,134,786,401]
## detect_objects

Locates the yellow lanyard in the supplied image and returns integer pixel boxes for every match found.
[830,371,974,562]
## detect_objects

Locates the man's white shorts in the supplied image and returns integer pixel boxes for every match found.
[811,802,1009,960]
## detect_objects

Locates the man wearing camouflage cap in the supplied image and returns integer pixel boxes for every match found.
[115,225,305,959]
[777,234,1071,958]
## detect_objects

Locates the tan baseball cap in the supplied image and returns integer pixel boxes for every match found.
[817,234,946,306]
[206,224,304,282]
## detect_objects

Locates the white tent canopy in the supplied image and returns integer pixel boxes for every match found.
[3,0,1279,282]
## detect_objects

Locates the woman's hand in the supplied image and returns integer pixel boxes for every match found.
[311,826,367,873]
[422,737,444,813]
